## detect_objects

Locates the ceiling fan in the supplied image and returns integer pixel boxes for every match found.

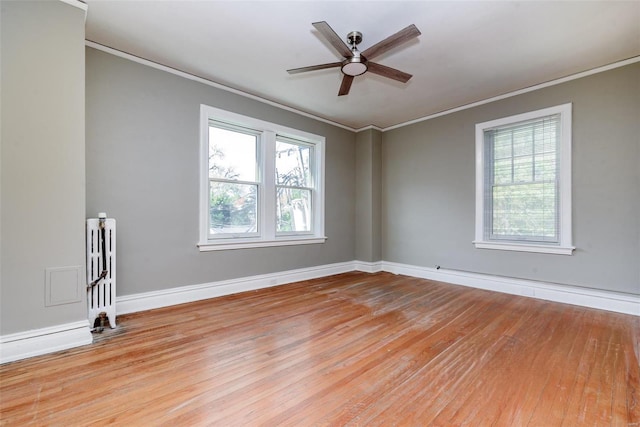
[287,21,421,96]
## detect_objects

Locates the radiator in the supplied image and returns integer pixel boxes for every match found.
[86,214,116,330]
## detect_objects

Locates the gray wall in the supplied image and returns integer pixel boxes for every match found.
[1,1,87,334]
[86,48,356,296]
[355,129,382,262]
[382,63,640,295]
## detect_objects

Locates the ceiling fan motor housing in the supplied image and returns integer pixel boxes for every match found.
[347,31,363,46]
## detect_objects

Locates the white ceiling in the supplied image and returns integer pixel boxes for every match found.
[84,1,640,130]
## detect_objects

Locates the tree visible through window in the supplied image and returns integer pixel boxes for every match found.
[199,105,325,250]
[208,124,259,236]
[276,138,313,233]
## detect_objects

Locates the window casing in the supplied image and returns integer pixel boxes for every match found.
[474,103,574,255]
[199,105,325,251]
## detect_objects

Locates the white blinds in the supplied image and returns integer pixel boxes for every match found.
[484,114,560,242]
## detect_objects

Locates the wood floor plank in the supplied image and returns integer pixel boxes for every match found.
[397,295,549,425]
[328,291,522,425]
[1,272,637,426]
[524,308,591,426]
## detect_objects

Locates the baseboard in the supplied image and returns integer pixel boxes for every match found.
[3,260,634,364]
[382,261,640,316]
[118,259,638,317]
[117,261,356,315]
[353,260,384,273]
[0,320,92,364]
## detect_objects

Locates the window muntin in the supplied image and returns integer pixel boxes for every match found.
[475,104,574,255]
[199,105,325,250]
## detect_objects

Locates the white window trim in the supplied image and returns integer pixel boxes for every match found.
[474,103,574,255]
[198,105,326,251]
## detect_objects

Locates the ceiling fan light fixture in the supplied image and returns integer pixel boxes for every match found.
[341,56,368,76]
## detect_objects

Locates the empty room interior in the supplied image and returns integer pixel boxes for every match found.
[1,0,639,425]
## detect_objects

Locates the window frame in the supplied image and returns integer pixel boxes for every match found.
[199,105,325,251]
[207,121,261,239]
[274,136,316,237]
[474,103,574,255]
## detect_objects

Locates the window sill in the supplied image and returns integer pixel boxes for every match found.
[473,240,575,255]
[198,236,327,251]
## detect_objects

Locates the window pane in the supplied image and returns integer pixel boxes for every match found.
[276,140,312,187]
[513,155,533,183]
[534,152,556,181]
[209,181,257,234]
[276,187,311,232]
[492,133,511,159]
[493,158,512,184]
[209,126,257,181]
[492,182,557,241]
[512,128,533,156]
[534,128,556,154]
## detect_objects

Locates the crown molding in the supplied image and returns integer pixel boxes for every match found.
[84,41,639,134]
[382,56,640,131]
[59,0,87,12]
[355,124,384,133]
[85,41,357,133]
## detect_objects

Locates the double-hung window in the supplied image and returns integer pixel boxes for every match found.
[199,105,325,250]
[207,122,260,237]
[275,137,314,234]
[474,103,574,255]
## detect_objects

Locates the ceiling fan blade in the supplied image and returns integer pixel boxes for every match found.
[338,75,354,96]
[287,62,342,74]
[312,21,353,58]
[367,62,413,83]
[361,24,421,60]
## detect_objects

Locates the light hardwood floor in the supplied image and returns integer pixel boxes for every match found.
[1,272,638,425]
